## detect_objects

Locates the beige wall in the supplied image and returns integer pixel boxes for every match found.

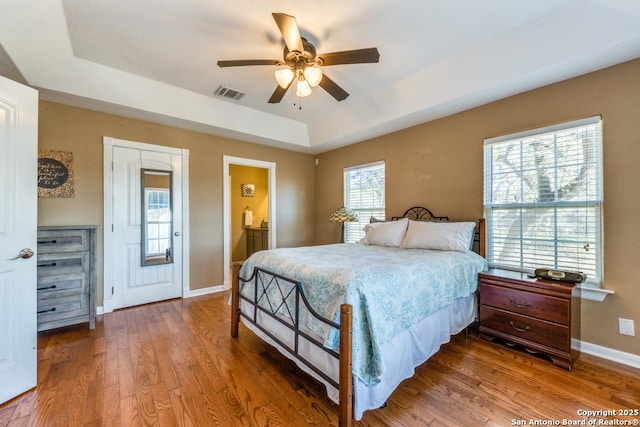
[315,58,640,356]
[38,101,315,304]
[229,165,269,262]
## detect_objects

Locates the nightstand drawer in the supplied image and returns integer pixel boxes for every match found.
[480,306,570,351]
[481,283,570,325]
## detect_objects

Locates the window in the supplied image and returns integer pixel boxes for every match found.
[483,116,603,285]
[343,161,385,243]
[144,188,171,256]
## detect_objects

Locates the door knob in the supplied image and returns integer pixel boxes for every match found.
[174,231,181,237]
[10,248,34,260]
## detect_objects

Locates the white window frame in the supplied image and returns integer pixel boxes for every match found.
[343,161,385,243]
[484,116,603,287]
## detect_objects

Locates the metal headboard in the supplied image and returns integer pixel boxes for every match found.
[390,206,449,222]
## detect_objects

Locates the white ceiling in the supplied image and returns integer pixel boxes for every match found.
[2,0,640,154]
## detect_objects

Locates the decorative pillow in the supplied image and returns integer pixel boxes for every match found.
[360,217,409,247]
[399,220,476,252]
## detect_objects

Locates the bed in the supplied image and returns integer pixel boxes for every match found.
[230,207,487,426]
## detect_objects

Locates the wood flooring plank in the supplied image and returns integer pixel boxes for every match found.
[82,383,104,426]
[116,348,136,399]
[102,383,121,427]
[150,382,180,427]
[65,363,91,427]
[24,387,58,427]
[119,394,142,427]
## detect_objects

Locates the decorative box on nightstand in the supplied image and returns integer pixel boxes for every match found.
[478,269,580,370]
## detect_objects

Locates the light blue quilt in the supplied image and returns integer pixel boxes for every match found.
[239,243,487,385]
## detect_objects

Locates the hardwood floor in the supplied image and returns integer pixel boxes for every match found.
[1,293,639,426]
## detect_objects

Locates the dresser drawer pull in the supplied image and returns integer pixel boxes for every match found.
[509,298,531,308]
[37,307,57,314]
[509,321,531,332]
[39,285,57,291]
[39,240,58,244]
[37,262,58,268]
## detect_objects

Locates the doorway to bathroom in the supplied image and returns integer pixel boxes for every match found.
[222,156,276,288]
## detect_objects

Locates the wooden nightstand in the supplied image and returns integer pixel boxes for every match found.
[478,269,580,370]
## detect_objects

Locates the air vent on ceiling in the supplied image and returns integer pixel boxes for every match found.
[214,85,246,101]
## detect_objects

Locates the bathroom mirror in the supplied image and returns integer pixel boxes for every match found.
[141,169,173,266]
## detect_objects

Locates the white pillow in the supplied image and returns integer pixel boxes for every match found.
[399,220,476,252]
[360,218,409,247]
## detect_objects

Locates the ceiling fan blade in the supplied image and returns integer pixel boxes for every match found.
[272,13,304,53]
[268,80,293,104]
[318,74,349,102]
[217,59,280,67]
[317,48,380,66]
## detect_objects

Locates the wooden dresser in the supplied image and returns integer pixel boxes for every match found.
[37,226,97,331]
[246,227,268,258]
[478,269,580,369]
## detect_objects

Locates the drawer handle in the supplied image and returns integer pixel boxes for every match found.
[38,285,57,291]
[509,298,531,308]
[38,262,57,268]
[39,240,58,244]
[509,321,531,332]
[37,307,57,314]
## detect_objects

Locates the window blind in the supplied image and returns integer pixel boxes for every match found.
[484,116,603,285]
[343,161,385,243]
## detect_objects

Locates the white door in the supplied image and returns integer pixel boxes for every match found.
[111,145,183,309]
[0,76,38,404]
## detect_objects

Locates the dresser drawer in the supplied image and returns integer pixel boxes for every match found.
[480,306,570,351]
[37,293,90,324]
[37,278,84,298]
[37,252,89,294]
[37,229,90,253]
[481,283,570,325]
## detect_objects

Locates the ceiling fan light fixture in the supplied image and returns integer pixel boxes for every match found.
[296,76,312,97]
[303,65,323,87]
[275,68,295,88]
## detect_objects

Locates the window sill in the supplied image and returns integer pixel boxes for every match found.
[572,285,614,302]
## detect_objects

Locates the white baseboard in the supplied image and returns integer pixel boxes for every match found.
[183,284,228,298]
[572,338,640,369]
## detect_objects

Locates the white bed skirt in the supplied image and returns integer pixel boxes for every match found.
[239,293,477,420]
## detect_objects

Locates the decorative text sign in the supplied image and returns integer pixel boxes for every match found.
[38,150,75,198]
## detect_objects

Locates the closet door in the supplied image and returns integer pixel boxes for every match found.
[110,144,183,309]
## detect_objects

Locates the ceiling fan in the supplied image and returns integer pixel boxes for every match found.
[217,13,380,103]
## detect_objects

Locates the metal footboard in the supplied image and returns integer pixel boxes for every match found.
[231,262,353,426]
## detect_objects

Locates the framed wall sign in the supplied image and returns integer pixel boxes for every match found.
[38,149,75,198]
